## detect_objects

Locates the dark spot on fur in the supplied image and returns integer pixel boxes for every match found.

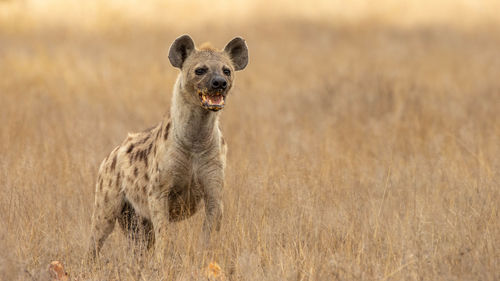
[148,191,153,196]
[164,122,171,140]
[111,155,117,170]
[142,185,147,193]
[116,172,121,187]
[133,147,149,167]
[144,172,149,181]
[127,144,135,153]
[104,192,109,203]
[127,176,134,183]
[108,179,113,187]
[221,137,225,145]
[134,167,138,177]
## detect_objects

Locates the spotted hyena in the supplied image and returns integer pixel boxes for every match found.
[88,35,248,259]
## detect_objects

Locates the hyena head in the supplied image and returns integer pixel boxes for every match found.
[168,34,248,111]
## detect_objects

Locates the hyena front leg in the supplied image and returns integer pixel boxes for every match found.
[88,174,124,260]
[148,176,174,262]
[199,164,224,247]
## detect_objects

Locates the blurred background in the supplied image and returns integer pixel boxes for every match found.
[0,1,499,280]
[2,0,500,28]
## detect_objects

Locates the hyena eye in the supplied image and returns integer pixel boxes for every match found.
[195,68,207,75]
[223,68,231,76]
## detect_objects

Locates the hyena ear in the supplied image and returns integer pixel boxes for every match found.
[224,37,248,71]
[169,34,195,69]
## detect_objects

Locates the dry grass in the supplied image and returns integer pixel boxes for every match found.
[0,0,499,280]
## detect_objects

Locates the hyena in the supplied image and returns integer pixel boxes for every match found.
[88,35,248,259]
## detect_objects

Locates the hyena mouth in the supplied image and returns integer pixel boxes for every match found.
[198,89,225,111]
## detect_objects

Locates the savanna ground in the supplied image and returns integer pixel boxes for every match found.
[0,0,499,280]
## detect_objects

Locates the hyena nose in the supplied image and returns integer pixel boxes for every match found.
[211,77,227,90]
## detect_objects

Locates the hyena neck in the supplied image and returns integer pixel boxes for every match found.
[169,75,220,151]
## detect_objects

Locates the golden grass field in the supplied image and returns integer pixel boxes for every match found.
[0,0,499,280]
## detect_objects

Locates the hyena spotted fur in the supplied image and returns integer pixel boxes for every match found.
[88,35,248,259]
